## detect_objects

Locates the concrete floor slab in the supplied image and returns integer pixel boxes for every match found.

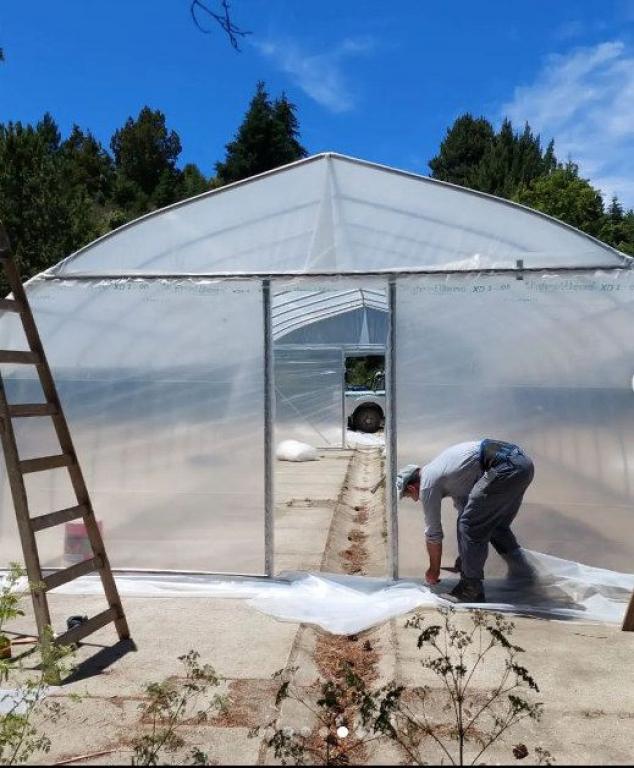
[392,607,634,765]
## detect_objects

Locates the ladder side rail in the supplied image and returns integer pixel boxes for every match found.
[1,257,129,641]
[0,374,52,637]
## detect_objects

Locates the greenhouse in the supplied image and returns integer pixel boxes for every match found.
[0,152,632,582]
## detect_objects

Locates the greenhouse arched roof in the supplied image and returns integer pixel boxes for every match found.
[49,153,629,278]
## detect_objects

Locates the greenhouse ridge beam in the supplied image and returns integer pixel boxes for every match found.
[36,264,633,282]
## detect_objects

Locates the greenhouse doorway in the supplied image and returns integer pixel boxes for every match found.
[271,280,391,577]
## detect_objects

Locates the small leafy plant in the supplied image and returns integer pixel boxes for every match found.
[257,608,553,766]
[130,650,226,766]
[0,628,72,766]
[377,607,552,766]
[0,564,73,765]
[251,663,390,766]
[0,564,28,659]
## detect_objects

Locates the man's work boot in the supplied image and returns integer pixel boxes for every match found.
[501,549,538,584]
[443,577,485,603]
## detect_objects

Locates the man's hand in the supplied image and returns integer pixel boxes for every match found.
[426,539,443,585]
[425,568,441,585]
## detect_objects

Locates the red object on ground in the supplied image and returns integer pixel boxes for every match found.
[63,520,103,563]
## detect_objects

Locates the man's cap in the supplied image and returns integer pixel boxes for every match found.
[396,464,420,499]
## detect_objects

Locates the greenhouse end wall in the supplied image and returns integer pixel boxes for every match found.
[396,271,634,576]
[0,265,632,580]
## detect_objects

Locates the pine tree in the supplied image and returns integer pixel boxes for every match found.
[62,125,114,203]
[215,81,307,185]
[512,122,545,189]
[271,94,307,166]
[180,163,210,198]
[36,112,61,153]
[598,197,634,254]
[430,114,557,199]
[428,114,495,187]
[542,139,557,175]
[471,118,515,196]
[110,107,182,210]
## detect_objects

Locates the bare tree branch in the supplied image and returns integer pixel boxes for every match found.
[190,0,250,51]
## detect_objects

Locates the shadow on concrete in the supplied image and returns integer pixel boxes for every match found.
[61,637,138,684]
[432,575,593,622]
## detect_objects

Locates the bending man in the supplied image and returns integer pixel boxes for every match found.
[397,439,535,602]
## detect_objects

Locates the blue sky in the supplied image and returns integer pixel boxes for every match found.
[1,1,634,205]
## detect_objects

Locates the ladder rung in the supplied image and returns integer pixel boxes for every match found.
[0,350,39,364]
[53,607,119,647]
[0,299,20,313]
[43,556,102,591]
[19,454,74,474]
[9,403,58,418]
[31,504,88,532]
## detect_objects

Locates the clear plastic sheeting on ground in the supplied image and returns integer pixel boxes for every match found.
[396,271,634,577]
[26,551,634,634]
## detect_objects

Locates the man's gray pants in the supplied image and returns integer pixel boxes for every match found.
[457,452,534,581]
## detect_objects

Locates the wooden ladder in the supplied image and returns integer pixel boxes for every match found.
[0,223,129,647]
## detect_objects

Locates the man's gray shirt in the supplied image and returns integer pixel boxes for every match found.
[419,441,483,542]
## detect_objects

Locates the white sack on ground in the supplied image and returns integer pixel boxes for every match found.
[21,550,632,634]
[276,439,318,462]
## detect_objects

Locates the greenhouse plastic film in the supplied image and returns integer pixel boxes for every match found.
[395,271,634,577]
[274,347,343,448]
[0,278,267,574]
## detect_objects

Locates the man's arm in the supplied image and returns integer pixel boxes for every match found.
[420,484,444,584]
[426,540,442,585]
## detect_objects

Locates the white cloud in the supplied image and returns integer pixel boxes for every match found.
[253,36,374,113]
[502,41,634,207]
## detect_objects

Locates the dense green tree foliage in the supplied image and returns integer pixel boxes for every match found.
[0,118,98,281]
[430,113,634,255]
[215,81,307,184]
[597,197,634,256]
[0,110,212,279]
[110,107,184,215]
[514,162,605,236]
[428,114,495,188]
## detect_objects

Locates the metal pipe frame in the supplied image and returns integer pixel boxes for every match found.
[341,348,347,448]
[263,280,275,576]
[387,277,398,580]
